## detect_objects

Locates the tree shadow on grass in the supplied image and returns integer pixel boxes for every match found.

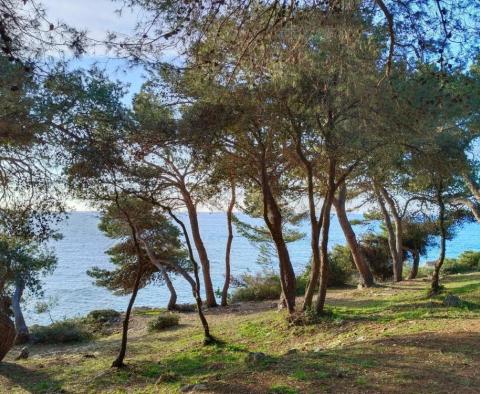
[19,329,478,394]
[447,281,480,295]
[256,331,480,393]
[442,273,480,283]
[0,361,66,393]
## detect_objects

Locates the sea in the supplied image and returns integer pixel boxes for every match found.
[25,211,480,324]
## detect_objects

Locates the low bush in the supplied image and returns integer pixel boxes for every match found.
[231,272,281,302]
[147,313,180,331]
[443,251,480,274]
[30,320,92,344]
[232,253,354,304]
[86,309,120,324]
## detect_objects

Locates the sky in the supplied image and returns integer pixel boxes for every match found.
[42,0,147,102]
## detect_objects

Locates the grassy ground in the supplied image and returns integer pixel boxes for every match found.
[1,272,480,393]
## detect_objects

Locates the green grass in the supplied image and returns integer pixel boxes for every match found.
[1,272,480,393]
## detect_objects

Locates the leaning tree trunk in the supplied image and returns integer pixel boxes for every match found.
[297,142,323,311]
[380,187,404,281]
[183,193,217,307]
[261,168,296,314]
[112,267,143,368]
[333,184,374,287]
[375,185,400,281]
[12,277,29,344]
[315,159,336,315]
[221,182,236,307]
[431,186,446,294]
[162,268,178,311]
[461,174,480,223]
[408,250,420,280]
[159,208,214,344]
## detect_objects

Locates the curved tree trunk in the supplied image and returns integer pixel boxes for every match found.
[432,186,446,294]
[379,187,404,281]
[117,198,213,345]
[222,182,236,306]
[295,139,323,311]
[159,208,213,344]
[260,166,296,314]
[333,184,374,287]
[408,250,420,280]
[12,277,29,344]
[458,198,480,223]
[315,158,336,315]
[162,268,178,311]
[183,193,217,307]
[374,184,400,281]
[112,267,143,368]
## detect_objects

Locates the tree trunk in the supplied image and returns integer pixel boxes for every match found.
[112,267,143,368]
[12,277,29,344]
[333,183,374,287]
[375,184,400,281]
[0,311,16,363]
[464,173,480,201]
[408,250,420,279]
[379,187,404,281]
[161,208,213,344]
[296,140,322,311]
[459,198,480,223]
[315,159,336,315]
[162,268,177,311]
[222,182,236,307]
[431,186,446,294]
[118,199,213,345]
[260,167,296,314]
[183,193,217,307]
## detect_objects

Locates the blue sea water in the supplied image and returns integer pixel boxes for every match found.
[26,211,480,324]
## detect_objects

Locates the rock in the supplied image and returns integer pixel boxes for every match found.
[15,346,29,360]
[443,294,462,307]
[245,352,267,364]
[180,383,208,392]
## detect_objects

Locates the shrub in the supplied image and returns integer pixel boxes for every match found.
[299,246,357,289]
[360,234,393,281]
[328,245,357,286]
[231,272,281,302]
[443,251,480,274]
[86,309,120,324]
[232,250,355,304]
[30,320,92,344]
[147,313,180,331]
